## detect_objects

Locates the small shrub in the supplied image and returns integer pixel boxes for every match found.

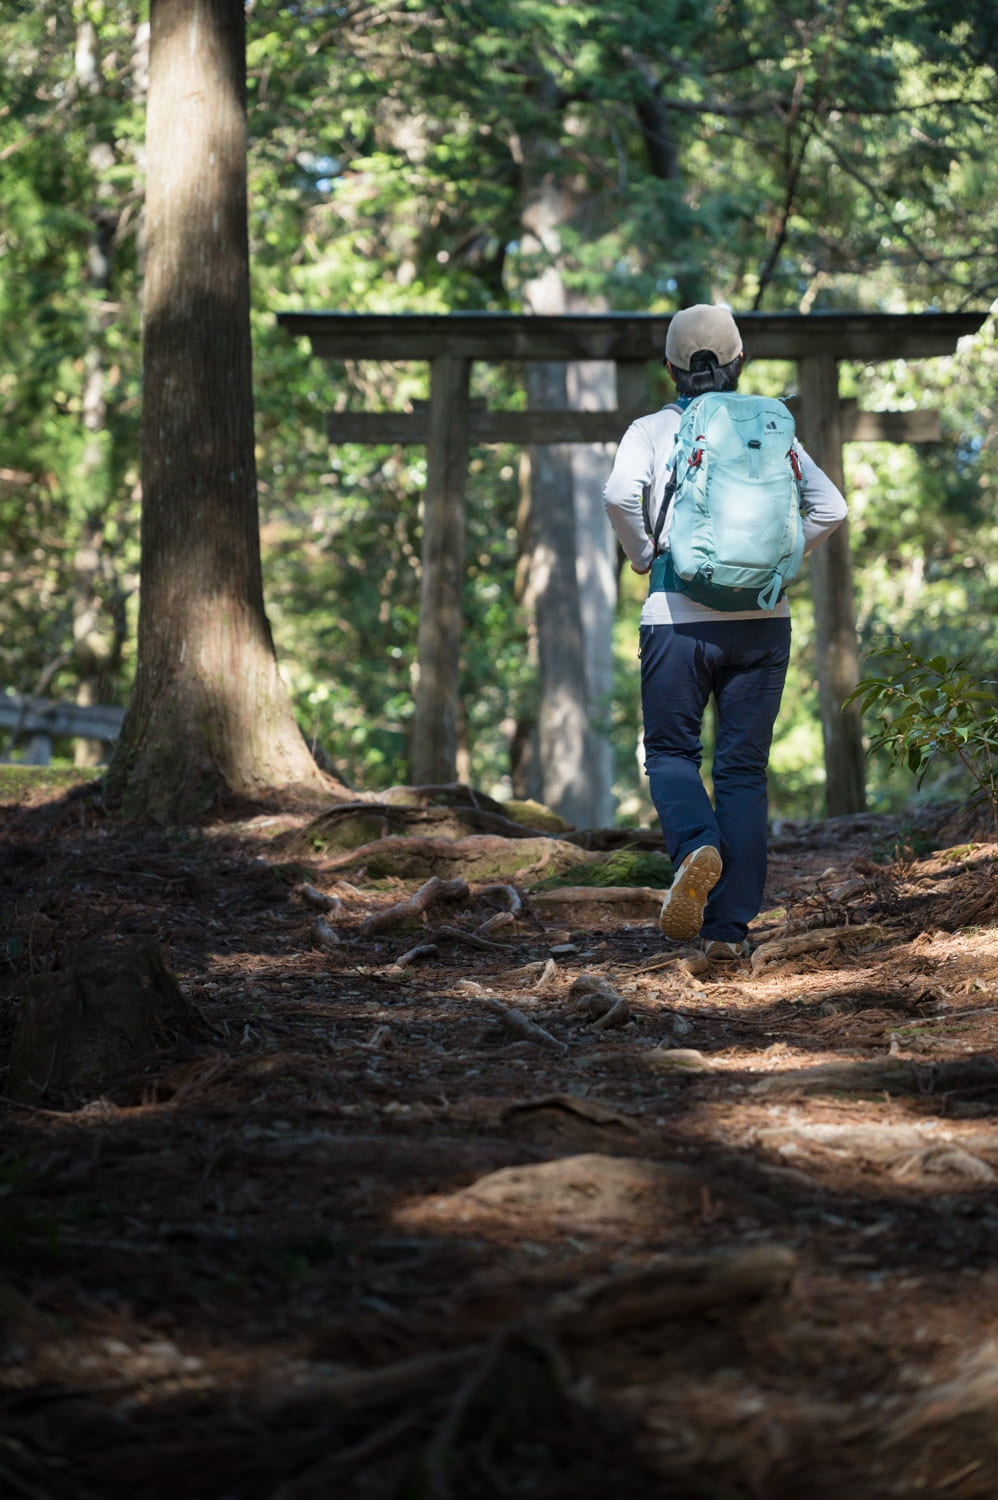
[846,639,998,839]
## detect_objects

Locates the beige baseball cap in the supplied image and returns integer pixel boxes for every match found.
[665,304,743,369]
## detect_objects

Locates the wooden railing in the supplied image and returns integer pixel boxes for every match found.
[0,692,125,765]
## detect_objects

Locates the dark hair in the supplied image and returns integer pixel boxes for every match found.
[672,349,743,396]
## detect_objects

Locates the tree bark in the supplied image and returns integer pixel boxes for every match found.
[105,0,326,821]
[524,357,592,828]
[567,340,617,829]
[516,142,594,828]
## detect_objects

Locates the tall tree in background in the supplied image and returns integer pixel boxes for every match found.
[71,6,144,766]
[104,0,327,820]
[515,113,596,827]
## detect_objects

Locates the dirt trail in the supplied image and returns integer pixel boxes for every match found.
[2,788,998,1499]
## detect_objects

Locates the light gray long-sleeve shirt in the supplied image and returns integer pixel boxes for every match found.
[603,402,848,624]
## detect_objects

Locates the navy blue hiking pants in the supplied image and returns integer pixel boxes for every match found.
[640,617,792,944]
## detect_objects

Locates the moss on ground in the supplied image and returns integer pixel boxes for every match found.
[532,846,673,890]
[0,765,95,806]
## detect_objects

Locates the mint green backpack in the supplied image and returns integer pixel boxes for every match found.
[649,392,806,612]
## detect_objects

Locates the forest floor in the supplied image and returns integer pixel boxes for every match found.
[3,774,998,1500]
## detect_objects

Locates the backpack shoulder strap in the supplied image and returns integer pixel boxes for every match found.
[642,403,683,554]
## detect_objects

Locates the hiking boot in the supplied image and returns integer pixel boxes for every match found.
[658,845,722,942]
[700,938,751,960]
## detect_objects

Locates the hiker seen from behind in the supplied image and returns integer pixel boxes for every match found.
[603,304,847,960]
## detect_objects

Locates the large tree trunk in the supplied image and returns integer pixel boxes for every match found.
[105,0,326,822]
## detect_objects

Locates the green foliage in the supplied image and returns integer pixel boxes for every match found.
[0,0,143,716]
[846,639,998,836]
[868,818,940,866]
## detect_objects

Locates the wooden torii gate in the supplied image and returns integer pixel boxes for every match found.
[278,309,987,817]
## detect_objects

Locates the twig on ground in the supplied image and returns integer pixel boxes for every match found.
[569,976,631,1029]
[391,943,440,968]
[592,995,631,1030]
[434,924,513,952]
[282,1408,424,1492]
[545,1242,797,1339]
[476,910,516,936]
[422,1331,509,1499]
[534,957,560,990]
[362,1025,393,1050]
[504,959,550,980]
[624,950,706,976]
[476,883,522,915]
[296,882,341,913]
[479,994,568,1053]
[261,1346,485,1422]
[751,923,886,971]
[358,877,469,937]
[310,917,340,949]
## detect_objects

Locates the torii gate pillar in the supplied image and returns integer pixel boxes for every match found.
[797,354,866,816]
[411,356,470,785]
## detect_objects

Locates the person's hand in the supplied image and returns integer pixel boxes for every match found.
[631,561,652,575]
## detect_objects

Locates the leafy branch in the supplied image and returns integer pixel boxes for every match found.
[846,639,998,838]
